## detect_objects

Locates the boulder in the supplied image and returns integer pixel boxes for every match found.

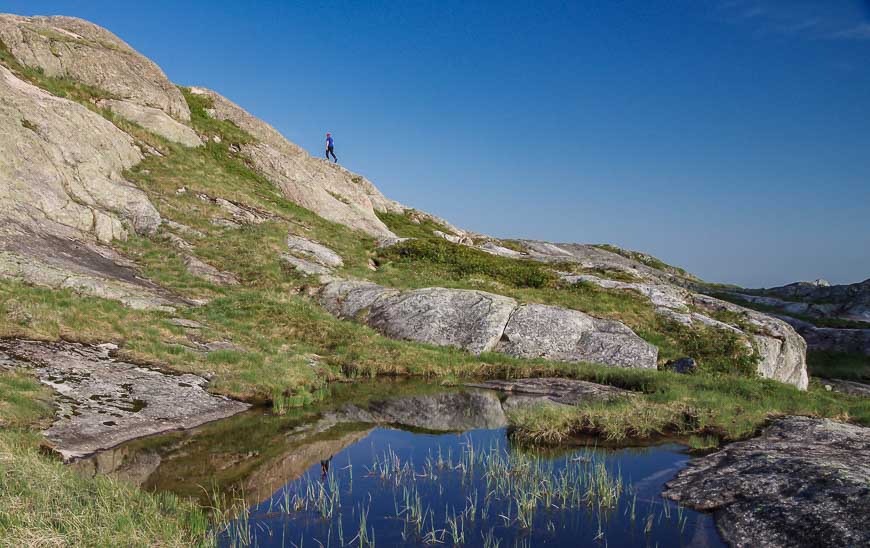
[99,99,201,147]
[663,357,697,374]
[281,254,333,277]
[566,274,809,389]
[495,304,658,369]
[187,87,396,238]
[320,280,657,368]
[366,287,517,355]
[663,416,870,548]
[693,295,808,389]
[319,280,399,319]
[286,235,343,268]
[0,15,189,119]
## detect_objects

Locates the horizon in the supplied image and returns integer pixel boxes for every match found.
[4,0,869,287]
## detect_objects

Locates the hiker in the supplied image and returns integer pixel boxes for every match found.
[325,133,337,163]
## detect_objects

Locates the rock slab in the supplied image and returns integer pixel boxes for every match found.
[663,416,870,548]
[0,339,249,461]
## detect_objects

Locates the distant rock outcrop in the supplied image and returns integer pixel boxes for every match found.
[748,278,870,323]
[319,280,658,369]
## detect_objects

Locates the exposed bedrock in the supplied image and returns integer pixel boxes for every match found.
[319,280,658,369]
[0,339,248,461]
[663,416,870,548]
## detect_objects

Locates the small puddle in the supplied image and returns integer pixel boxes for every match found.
[75,381,723,547]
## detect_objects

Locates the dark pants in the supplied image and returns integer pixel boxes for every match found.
[326,146,337,162]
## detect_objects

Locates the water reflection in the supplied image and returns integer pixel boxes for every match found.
[74,382,723,546]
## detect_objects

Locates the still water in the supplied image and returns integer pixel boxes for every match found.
[75,382,723,547]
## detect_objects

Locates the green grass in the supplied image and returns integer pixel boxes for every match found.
[0,370,212,547]
[507,366,870,444]
[377,238,558,289]
[376,209,455,239]
[0,38,114,105]
[807,351,870,382]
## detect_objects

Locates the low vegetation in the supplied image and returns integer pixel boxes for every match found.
[507,366,870,444]
[0,370,212,546]
[2,46,869,546]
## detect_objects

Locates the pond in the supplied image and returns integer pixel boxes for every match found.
[73,381,723,547]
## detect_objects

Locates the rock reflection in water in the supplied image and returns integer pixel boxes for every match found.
[76,384,506,505]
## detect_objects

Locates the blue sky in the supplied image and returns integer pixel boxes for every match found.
[4,1,869,287]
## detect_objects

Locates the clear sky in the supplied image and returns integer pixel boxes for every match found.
[4,1,869,287]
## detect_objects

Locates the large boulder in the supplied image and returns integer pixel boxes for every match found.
[693,295,808,389]
[186,87,398,238]
[663,416,870,548]
[564,273,809,389]
[0,14,189,120]
[367,287,517,355]
[495,304,658,369]
[319,280,657,368]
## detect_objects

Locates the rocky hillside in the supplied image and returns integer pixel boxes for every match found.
[0,13,811,392]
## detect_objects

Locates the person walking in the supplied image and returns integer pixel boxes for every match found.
[325,133,337,163]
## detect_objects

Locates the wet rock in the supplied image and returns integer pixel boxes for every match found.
[326,390,508,431]
[0,339,248,461]
[285,235,343,268]
[495,304,658,369]
[663,416,870,548]
[0,238,179,312]
[468,378,631,408]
